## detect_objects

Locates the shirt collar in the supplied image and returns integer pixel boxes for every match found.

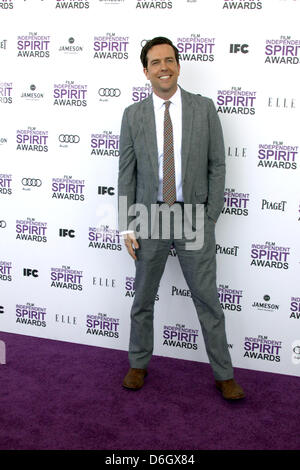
[152,86,181,110]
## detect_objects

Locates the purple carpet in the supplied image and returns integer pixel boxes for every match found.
[0,331,299,450]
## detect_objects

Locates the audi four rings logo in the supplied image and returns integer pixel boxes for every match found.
[0,220,7,228]
[98,88,121,97]
[59,134,80,144]
[21,178,42,187]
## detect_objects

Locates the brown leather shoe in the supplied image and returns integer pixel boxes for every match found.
[122,368,147,390]
[215,379,245,400]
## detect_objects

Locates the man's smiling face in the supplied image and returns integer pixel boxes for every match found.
[143,43,180,100]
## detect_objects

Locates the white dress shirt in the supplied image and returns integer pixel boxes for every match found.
[121,86,183,235]
[152,86,183,202]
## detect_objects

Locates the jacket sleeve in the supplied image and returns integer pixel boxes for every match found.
[206,98,226,222]
[118,107,137,232]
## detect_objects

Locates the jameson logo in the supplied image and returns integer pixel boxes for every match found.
[132,83,152,102]
[52,176,85,201]
[136,0,172,8]
[86,313,120,338]
[250,241,290,269]
[50,266,83,290]
[20,84,44,101]
[93,34,129,59]
[217,87,256,115]
[16,127,48,152]
[252,295,279,312]
[55,0,90,8]
[290,297,300,320]
[0,82,12,103]
[176,35,215,62]
[244,335,282,362]
[265,36,300,64]
[16,303,47,328]
[163,324,199,350]
[222,0,262,8]
[88,225,122,250]
[17,33,50,58]
[16,218,47,242]
[90,132,120,157]
[0,261,12,281]
[53,81,87,107]
[257,141,298,169]
[218,284,243,311]
[59,37,83,54]
[222,188,249,216]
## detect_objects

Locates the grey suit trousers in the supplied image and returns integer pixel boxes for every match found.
[128,206,234,381]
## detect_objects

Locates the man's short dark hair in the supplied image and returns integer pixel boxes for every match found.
[140,37,179,69]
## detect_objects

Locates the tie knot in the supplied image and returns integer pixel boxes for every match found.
[164,100,171,111]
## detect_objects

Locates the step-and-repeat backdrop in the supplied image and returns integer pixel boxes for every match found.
[1,0,299,377]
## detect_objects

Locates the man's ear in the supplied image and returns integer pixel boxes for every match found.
[143,67,149,79]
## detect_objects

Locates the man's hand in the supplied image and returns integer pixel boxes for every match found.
[123,232,139,260]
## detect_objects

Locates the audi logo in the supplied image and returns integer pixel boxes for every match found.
[0,220,7,228]
[59,134,80,144]
[21,178,42,187]
[98,88,121,98]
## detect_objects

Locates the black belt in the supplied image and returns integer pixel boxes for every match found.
[157,201,184,206]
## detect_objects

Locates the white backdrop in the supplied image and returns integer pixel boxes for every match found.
[1,0,300,377]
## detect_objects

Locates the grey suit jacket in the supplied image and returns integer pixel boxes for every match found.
[118,86,225,234]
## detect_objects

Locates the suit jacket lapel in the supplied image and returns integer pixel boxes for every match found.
[142,95,159,184]
[180,87,193,183]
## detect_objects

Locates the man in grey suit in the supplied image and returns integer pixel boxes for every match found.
[118,37,245,400]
